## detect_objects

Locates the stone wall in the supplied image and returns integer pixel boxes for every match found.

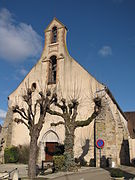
[94,97,130,167]
[0,108,13,163]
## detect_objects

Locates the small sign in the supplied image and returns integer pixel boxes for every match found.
[96,139,104,149]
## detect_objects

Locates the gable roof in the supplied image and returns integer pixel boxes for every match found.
[105,87,128,121]
[45,17,68,32]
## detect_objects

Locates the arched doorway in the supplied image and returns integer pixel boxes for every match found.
[40,130,59,162]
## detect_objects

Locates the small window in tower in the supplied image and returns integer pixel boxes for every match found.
[48,56,57,84]
[31,82,37,91]
[51,26,57,43]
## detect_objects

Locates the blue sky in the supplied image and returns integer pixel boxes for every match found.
[0,0,135,124]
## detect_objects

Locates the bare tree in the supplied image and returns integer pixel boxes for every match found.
[12,87,57,179]
[47,96,101,171]
[12,82,101,176]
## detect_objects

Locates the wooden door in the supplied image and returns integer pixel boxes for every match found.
[45,142,58,162]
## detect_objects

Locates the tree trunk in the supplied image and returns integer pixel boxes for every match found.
[28,132,38,179]
[64,124,76,171]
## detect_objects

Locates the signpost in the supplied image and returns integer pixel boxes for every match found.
[96,139,104,149]
[96,139,104,167]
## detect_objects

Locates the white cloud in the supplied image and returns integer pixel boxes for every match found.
[98,46,112,57]
[19,68,28,76]
[0,109,6,120]
[0,8,43,62]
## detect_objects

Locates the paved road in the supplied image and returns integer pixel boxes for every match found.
[0,165,111,179]
[0,164,135,179]
[0,164,28,178]
[46,168,111,180]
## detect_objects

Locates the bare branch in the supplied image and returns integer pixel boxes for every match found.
[37,96,51,129]
[33,101,38,120]
[72,100,79,120]
[68,99,79,119]
[20,108,28,119]
[47,109,63,118]
[50,93,57,104]
[75,97,102,128]
[54,101,67,114]
[50,95,68,113]
[29,106,34,119]
[72,108,78,121]
[12,106,28,120]
[22,88,35,125]
[51,121,65,126]
[14,118,29,129]
[55,102,63,109]
[37,103,47,128]
[39,91,45,98]
[27,109,33,127]
[61,98,68,113]
[75,111,98,128]
[68,103,73,116]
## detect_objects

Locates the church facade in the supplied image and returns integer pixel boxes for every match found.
[0,18,132,167]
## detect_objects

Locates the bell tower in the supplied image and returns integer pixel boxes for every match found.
[41,17,68,62]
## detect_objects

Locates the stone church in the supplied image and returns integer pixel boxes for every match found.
[0,18,133,167]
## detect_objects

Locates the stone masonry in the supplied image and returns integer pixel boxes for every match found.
[95,96,130,167]
[0,108,13,163]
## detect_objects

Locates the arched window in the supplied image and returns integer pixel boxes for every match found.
[48,55,57,84]
[31,82,36,91]
[51,26,57,43]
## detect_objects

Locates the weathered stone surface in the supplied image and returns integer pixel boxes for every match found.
[94,97,130,167]
[0,107,13,163]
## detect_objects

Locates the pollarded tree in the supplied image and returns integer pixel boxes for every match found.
[47,96,101,171]
[12,87,57,179]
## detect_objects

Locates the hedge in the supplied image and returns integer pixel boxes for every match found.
[4,146,19,163]
[4,145,30,164]
[53,155,65,171]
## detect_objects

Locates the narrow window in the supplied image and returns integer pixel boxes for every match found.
[48,56,57,84]
[51,26,57,43]
[31,83,36,91]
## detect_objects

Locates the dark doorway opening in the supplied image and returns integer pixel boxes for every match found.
[45,142,58,162]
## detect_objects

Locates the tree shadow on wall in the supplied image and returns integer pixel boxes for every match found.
[120,139,130,165]
[75,139,90,166]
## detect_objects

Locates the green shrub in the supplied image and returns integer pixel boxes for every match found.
[4,146,19,163]
[53,155,65,172]
[110,169,124,177]
[18,145,29,164]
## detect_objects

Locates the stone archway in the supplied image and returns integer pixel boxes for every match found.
[38,130,59,164]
